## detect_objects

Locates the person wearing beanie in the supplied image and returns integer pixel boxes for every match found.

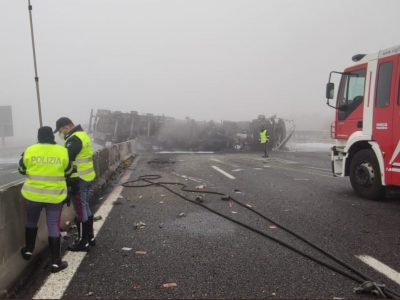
[18,126,72,273]
[54,117,96,252]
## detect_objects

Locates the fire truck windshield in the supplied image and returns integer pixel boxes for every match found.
[337,69,366,120]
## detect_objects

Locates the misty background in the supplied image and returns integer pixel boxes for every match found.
[1,0,399,141]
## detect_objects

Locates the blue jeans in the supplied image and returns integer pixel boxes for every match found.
[70,179,93,222]
[25,200,63,237]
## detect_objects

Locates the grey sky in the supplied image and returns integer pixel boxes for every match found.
[1,0,399,138]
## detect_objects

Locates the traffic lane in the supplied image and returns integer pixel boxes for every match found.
[62,153,357,299]
[0,162,23,187]
[171,152,400,294]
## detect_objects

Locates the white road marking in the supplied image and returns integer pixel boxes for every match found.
[357,255,400,286]
[306,166,331,172]
[210,158,222,163]
[211,165,236,180]
[231,168,243,172]
[33,169,134,299]
[273,158,299,164]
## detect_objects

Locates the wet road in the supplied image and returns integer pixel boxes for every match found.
[16,150,400,299]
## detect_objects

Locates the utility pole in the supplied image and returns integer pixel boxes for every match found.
[28,0,43,127]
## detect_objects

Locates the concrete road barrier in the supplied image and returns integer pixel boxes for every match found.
[0,139,136,296]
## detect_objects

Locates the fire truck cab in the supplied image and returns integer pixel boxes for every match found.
[326,45,400,199]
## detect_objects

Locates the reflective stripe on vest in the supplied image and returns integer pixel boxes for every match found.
[21,143,69,204]
[27,175,65,181]
[67,131,96,182]
[22,185,67,196]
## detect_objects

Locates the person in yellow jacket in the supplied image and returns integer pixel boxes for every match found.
[54,117,96,252]
[259,127,269,158]
[18,126,71,273]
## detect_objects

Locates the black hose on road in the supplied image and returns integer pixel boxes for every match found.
[121,174,400,299]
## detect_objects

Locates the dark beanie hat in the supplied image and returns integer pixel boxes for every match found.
[54,117,73,133]
[38,126,55,143]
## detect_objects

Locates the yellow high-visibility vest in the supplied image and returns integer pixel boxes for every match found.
[260,130,269,144]
[68,131,96,182]
[21,144,69,203]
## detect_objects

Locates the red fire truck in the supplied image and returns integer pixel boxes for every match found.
[326,45,400,199]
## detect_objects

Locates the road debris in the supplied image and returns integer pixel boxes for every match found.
[195,184,206,189]
[65,220,71,226]
[231,211,238,214]
[93,215,102,221]
[195,196,204,203]
[269,225,278,229]
[234,189,242,193]
[159,200,164,204]
[122,247,133,251]
[159,223,164,228]
[229,201,233,208]
[132,283,141,289]
[178,212,186,218]
[162,282,177,288]
[138,195,143,199]
[231,169,243,172]
[85,291,94,296]
[160,194,166,197]
[134,221,146,230]
[221,195,230,201]
[135,251,147,255]
[246,203,253,208]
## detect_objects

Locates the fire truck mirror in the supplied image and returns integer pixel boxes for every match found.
[326,82,335,99]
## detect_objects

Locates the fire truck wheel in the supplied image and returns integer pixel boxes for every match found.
[349,149,384,200]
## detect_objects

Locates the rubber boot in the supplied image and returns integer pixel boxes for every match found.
[88,215,96,246]
[20,227,38,261]
[48,237,68,273]
[67,221,90,252]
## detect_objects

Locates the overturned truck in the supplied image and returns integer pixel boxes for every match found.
[90,109,295,152]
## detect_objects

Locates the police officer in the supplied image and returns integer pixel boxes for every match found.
[54,117,96,252]
[19,126,70,273]
[259,127,269,157]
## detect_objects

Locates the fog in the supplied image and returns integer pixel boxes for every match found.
[1,0,399,140]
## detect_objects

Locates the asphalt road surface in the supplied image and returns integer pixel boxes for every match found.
[15,150,400,299]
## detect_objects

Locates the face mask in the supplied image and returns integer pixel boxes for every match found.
[58,132,65,140]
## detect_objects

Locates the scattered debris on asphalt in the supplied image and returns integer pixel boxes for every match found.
[246,203,253,208]
[93,215,102,222]
[122,247,133,251]
[159,223,164,228]
[231,169,243,172]
[178,212,186,218]
[231,211,238,214]
[195,184,206,189]
[162,283,177,288]
[229,201,233,208]
[160,194,166,197]
[134,221,146,230]
[159,200,164,204]
[135,251,147,255]
[65,220,71,226]
[269,225,277,229]
[138,195,143,199]
[234,189,242,193]
[221,195,230,201]
[195,196,204,203]
[132,283,141,289]
[85,291,94,296]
